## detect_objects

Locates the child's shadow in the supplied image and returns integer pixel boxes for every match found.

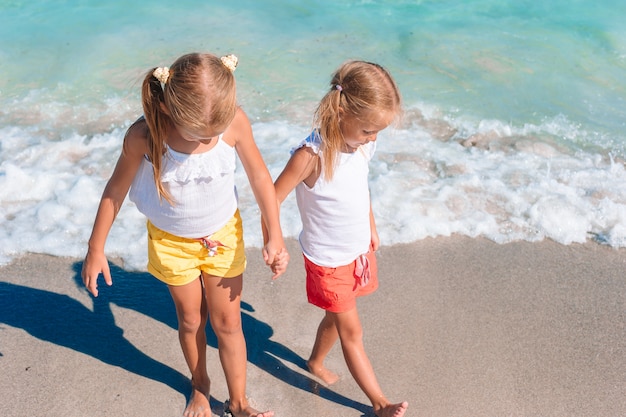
[0,275,189,399]
[0,261,369,416]
[69,261,370,415]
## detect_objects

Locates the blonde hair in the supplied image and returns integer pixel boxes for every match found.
[139,52,237,202]
[315,60,401,180]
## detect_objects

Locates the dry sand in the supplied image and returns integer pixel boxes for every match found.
[0,237,624,417]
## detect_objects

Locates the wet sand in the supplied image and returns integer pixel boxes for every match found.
[0,237,624,416]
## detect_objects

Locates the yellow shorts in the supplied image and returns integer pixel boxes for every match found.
[147,210,247,286]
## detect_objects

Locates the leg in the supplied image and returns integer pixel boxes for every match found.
[168,277,212,417]
[203,273,274,417]
[332,307,408,417]
[307,311,340,384]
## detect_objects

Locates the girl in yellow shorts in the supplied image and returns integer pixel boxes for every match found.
[81,52,288,417]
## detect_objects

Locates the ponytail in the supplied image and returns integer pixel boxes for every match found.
[315,86,344,180]
[314,60,402,181]
[141,69,172,203]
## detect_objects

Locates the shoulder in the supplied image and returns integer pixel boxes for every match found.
[221,107,252,147]
[123,117,150,157]
[291,130,322,155]
[284,144,320,188]
[291,144,318,164]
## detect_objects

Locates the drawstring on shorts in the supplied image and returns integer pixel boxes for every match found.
[198,237,228,257]
[354,253,371,287]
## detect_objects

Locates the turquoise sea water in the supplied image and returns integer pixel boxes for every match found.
[1,0,626,268]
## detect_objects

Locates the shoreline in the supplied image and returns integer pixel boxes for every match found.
[1,237,624,416]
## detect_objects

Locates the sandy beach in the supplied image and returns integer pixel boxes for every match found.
[0,236,624,417]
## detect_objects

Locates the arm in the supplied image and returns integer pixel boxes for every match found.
[274,145,319,205]
[81,123,147,296]
[261,143,319,262]
[229,109,289,279]
[369,201,380,251]
[271,142,320,220]
[265,142,320,240]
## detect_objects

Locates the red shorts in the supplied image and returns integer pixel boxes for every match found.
[304,251,379,313]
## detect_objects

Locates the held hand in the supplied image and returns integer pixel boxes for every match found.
[263,241,289,280]
[270,248,290,280]
[81,250,113,297]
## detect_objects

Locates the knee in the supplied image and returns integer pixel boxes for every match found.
[337,322,364,344]
[340,328,363,344]
[177,310,205,334]
[210,313,242,338]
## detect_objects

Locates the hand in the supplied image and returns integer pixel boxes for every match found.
[263,242,289,280]
[269,248,290,280]
[81,249,113,297]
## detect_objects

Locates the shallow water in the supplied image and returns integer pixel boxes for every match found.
[1,0,625,268]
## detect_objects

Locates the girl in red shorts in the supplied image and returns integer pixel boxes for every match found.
[271,61,408,417]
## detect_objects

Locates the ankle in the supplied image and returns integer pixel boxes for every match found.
[191,376,210,391]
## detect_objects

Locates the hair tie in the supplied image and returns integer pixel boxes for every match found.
[153,67,170,88]
[220,54,238,72]
[335,84,343,92]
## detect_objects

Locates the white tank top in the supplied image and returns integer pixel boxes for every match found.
[295,132,375,267]
[129,137,238,238]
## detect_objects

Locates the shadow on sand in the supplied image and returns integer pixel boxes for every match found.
[0,260,370,416]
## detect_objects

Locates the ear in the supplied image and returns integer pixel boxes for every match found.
[159,102,171,115]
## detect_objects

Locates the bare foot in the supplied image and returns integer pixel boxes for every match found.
[183,385,211,417]
[307,360,340,385]
[224,400,274,417]
[376,401,409,417]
